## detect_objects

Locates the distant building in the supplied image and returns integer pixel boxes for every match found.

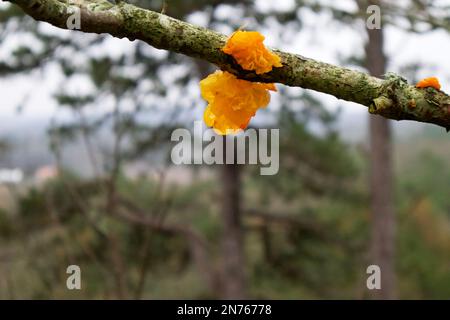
[0,168,23,184]
[34,165,59,184]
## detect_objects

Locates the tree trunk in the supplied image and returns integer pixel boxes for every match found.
[219,137,247,299]
[363,0,396,299]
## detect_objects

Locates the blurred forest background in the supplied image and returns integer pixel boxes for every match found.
[0,0,450,299]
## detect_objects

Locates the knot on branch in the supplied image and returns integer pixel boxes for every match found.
[370,72,408,114]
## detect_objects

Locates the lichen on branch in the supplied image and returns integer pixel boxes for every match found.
[7,0,450,130]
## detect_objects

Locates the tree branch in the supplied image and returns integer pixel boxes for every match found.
[112,196,221,295]
[7,0,450,130]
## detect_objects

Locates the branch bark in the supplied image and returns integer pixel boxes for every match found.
[7,0,450,130]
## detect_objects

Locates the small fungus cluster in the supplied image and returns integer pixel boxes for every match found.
[200,31,282,135]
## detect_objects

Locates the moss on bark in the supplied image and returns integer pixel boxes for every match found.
[8,0,450,130]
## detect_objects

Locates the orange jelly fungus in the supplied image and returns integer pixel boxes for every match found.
[222,30,282,74]
[416,77,441,90]
[200,70,277,135]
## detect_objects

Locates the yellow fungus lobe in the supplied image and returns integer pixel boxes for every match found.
[416,77,441,90]
[200,70,277,135]
[222,30,282,75]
